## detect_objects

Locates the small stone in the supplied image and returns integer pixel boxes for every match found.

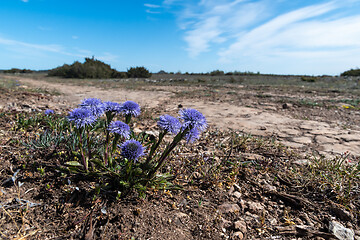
[232,191,242,199]
[263,183,276,192]
[232,231,244,240]
[260,126,267,130]
[218,203,240,213]
[247,201,264,214]
[220,219,232,229]
[233,220,247,233]
[329,221,354,240]
[292,159,310,166]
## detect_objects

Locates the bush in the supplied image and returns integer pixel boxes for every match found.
[48,57,124,79]
[209,70,224,76]
[341,68,360,77]
[4,68,33,74]
[126,66,152,78]
[301,76,318,82]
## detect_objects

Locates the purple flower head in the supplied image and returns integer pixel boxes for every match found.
[180,108,207,132]
[103,101,121,113]
[44,109,54,115]
[79,98,104,116]
[184,128,200,143]
[68,108,97,128]
[108,121,130,138]
[120,139,145,162]
[157,115,181,134]
[119,101,141,117]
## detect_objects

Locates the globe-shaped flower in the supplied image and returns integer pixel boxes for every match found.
[79,98,104,116]
[184,127,200,143]
[103,101,121,113]
[108,121,130,138]
[44,109,54,115]
[179,108,207,131]
[157,115,181,134]
[68,108,97,128]
[119,101,141,117]
[120,139,145,162]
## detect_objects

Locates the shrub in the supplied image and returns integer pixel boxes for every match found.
[4,68,33,73]
[341,68,360,77]
[209,70,224,76]
[301,76,318,82]
[126,66,152,78]
[48,57,124,79]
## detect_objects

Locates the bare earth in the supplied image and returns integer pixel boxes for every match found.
[2,75,359,158]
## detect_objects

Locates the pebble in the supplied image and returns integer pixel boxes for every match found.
[232,231,244,240]
[329,221,354,240]
[233,220,247,233]
[218,203,240,213]
[247,201,264,214]
[232,191,242,199]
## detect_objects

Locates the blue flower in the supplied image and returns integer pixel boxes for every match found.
[184,127,200,143]
[68,108,97,128]
[108,121,130,138]
[157,115,181,134]
[103,101,121,113]
[79,98,104,116]
[120,139,145,162]
[119,101,141,117]
[179,108,207,131]
[44,109,54,115]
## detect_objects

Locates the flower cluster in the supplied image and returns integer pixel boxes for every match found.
[44,109,54,115]
[120,139,145,162]
[157,108,207,143]
[157,115,181,134]
[119,101,141,117]
[68,108,97,128]
[108,121,130,139]
[79,98,104,116]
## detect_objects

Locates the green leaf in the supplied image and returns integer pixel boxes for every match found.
[65,161,83,167]
[91,158,105,168]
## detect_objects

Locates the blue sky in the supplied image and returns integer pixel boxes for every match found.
[1,0,360,75]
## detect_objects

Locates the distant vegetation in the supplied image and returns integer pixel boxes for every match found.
[3,68,33,74]
[126,66,152,78]
[48,58,153,79]
[157,69,260,76]
[48,57,126,79]
[341,68,360,77]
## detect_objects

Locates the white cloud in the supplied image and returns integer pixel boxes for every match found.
[0,36,91,59]
[144,3,161,8]
[168,0,360,74]
[174,0,268,57]
[21,0,28,2]
[219,2,360,67]
[146,9,161,14]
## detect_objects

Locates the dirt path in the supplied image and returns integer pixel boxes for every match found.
[4,75,360,157]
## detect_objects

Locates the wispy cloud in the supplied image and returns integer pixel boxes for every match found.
[21,0,29,2]
[146,9,161,14]
[144,3,161,8]
[0,36,89,58]
[167,0,360,74]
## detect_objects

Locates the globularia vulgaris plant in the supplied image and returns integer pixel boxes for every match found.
[61,98,207,196]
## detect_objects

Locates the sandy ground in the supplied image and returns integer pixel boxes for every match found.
[2,75,360,158]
